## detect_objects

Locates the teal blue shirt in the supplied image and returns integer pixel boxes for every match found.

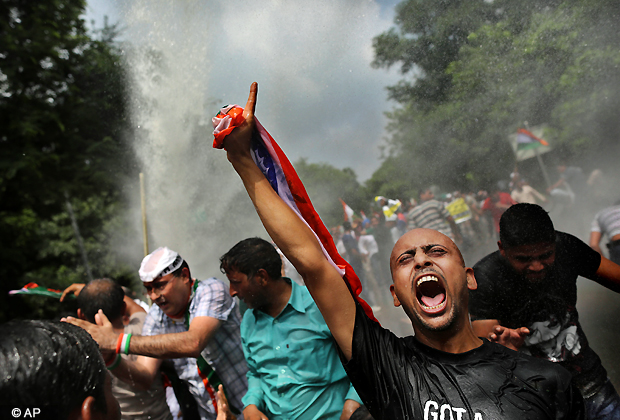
[240,280,361,419]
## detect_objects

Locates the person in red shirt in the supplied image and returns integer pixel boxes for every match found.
[481,186,517,235]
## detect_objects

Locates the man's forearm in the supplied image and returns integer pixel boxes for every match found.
[130,331,203,358]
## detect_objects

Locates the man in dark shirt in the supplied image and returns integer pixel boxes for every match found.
[471,203,620,419]
[217,83,584,420]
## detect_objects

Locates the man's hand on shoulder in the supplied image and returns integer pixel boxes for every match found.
[488,325,530,351]
[243,404,269,420]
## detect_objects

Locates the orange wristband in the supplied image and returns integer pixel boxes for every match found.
[116,333,124,354]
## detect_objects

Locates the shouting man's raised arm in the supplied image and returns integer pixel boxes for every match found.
[223,83,356,360]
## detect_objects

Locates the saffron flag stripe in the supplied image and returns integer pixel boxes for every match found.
[213,105,377,322]
[516,128,549,146]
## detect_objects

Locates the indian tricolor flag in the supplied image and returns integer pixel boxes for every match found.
[340,199,355,222]
[516,128,549,150]
[9,282,74,299]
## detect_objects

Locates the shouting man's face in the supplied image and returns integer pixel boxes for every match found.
[390,229,477,335]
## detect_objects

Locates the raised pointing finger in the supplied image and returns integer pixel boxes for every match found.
[243,82,258,119]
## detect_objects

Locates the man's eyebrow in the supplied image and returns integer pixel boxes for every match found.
[421,244,445,253]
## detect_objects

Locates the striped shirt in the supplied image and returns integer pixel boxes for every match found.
[143,277,248,420]
[591,205,620,239]
[407,199,454,239]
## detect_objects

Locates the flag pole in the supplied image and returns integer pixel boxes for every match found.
[535,147,552,188]
[140,173,149,256]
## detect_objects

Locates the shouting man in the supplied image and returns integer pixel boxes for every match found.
[215,83,584,419]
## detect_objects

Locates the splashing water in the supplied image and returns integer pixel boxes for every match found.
[118,0,264,275]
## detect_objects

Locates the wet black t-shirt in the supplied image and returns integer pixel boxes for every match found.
[470,231,605,397]
[342,304,584,420]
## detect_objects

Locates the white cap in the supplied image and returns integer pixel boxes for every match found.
[139,247,184,283]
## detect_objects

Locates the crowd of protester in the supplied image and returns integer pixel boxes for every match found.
[2,84,620,420]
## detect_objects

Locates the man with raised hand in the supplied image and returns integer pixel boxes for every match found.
[65,247,247,420]
[217,83,584,419]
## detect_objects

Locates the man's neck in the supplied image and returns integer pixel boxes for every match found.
[111,318,125,334]
[261,279,292,318]
[414,322,482,354]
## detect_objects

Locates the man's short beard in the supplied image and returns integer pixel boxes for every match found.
[412,301,459,333]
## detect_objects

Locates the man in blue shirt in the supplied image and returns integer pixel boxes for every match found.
[220,237,362,420]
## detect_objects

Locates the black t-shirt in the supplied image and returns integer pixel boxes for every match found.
[470,231,605,397]
[342,304,584,420]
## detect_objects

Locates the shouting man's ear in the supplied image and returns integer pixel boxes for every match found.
[466,268,477,291]
[390,284,401,308]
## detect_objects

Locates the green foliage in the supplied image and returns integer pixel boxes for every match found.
[372,0,620,192]
[0,0,137,322]
[294,158,369,228]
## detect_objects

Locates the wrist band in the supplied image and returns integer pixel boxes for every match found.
[106,354,121,370]
[121,333,132,355]
[116,333,124,354]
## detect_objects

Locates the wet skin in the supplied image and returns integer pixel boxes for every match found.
[390,229,479,349]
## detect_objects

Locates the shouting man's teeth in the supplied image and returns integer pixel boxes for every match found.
[416,275,446,309]
[417,275,438,287]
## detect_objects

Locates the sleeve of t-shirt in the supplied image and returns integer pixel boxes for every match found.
[590,212,602,233]
[561,232,601,278]
[126,312,147,335]
[340,303,413,416]
[345,382,362,405]
[439,202,451,219]
[192,278,236,321]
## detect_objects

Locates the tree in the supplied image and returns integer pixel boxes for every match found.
[294,158,368,228]
[372,0,620,192]
[0,0,136,322]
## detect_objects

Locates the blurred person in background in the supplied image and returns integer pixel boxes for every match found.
[590,200,620,265]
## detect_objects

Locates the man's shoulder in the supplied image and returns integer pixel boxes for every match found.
[473,250,508,280]
[125,311,147,334]
[193,277,229,300]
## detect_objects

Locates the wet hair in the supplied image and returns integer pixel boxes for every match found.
[0,320,108,418]
[343,221,352,231]
[220,237,282,280]
[499,203,556,248]
[77,278,125,323]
